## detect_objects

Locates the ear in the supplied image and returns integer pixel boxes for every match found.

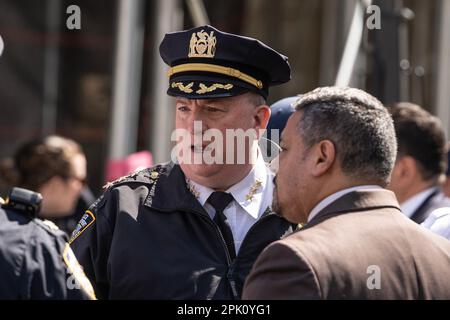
[310,140,336,177]
[400,156,420,182]
[254,105,271,133]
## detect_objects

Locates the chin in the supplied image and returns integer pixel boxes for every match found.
[180,162,223,179]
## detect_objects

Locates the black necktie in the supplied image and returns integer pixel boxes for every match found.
[208,191,236,260]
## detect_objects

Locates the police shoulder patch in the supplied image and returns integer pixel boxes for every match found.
[69,210,96,244]
[62,243,96,300]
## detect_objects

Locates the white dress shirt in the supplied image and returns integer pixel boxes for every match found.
[397,187,450,240]
[307,185,383,223]
[187,154,274,253]
[421,207,450,240]
[400,187,437,218]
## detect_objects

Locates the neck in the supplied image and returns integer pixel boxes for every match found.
[306,177,381,217]
[399,179,437,203]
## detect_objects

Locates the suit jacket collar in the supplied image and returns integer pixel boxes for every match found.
[409,187,448,224]
[304,189,401,229]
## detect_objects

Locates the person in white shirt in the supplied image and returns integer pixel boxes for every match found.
[387,102,450,240]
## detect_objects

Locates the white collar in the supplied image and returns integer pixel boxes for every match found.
[400,187,437,218]
[186,155,269,219]
[308,185,383,222]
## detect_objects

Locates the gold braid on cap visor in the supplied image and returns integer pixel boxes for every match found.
[167,63,264,89]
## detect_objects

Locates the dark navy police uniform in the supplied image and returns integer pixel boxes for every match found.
[70,25,294,300]
[0,188,95,300]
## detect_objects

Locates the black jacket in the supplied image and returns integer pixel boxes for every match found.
[70,162,294,299]
[0,206,94,300]
[410,187,450,224]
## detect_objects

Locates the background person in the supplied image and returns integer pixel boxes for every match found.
[0,135,91,234]
[387,103,450,225]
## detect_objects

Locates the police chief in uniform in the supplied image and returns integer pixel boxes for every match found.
[70,25,295,299]
[0,188,95,299]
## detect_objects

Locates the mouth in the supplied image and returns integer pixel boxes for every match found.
[191,144,213,153]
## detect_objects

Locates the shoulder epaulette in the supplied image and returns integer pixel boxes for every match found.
[102,163,170,190]
[33,218,66,238]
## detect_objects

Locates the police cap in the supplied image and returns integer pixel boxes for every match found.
[159,25,291,99]
[266,96,297,139]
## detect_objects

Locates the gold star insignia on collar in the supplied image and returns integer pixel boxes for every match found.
[245,179,262,202]
[186,179,200,199]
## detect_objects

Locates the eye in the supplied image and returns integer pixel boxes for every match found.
[205,106,223,113]
[177,105,190,112]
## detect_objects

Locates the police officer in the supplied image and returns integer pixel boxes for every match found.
[0,188,95,299]
[70,25,295,300]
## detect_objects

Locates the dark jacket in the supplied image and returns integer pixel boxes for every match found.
[243,189,450,300]
[0,206,95,300]
[70,162,294,300]
[410,187,450,224]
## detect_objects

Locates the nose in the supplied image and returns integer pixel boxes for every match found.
[187,109,208,136]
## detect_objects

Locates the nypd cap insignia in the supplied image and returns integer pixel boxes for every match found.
[159,25,291,99]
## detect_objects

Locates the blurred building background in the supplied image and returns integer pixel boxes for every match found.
[0,0,449,196]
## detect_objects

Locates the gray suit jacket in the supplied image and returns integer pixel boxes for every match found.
[242,189,450,299]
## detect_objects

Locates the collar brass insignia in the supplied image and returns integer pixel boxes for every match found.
[188,30,216,58]
[245,179,262,202]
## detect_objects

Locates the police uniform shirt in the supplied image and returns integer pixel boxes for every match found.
[186,153,274,253]
[0,206,95,300]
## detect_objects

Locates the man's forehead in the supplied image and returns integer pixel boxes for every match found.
[175,95,242,105]
[281,111,300,141]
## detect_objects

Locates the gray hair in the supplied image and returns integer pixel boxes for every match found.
[292,87,397,185]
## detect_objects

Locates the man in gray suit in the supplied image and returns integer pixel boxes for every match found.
[242,87,450,300]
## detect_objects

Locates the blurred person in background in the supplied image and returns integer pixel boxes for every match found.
[387,103,450,221]
[0,34,95,300]
[265,96,296,142]
[443,147,450,198]
[262,96,296,163]
[0,135,94,235]
[387,103,450,240]
[422,146,450,240]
